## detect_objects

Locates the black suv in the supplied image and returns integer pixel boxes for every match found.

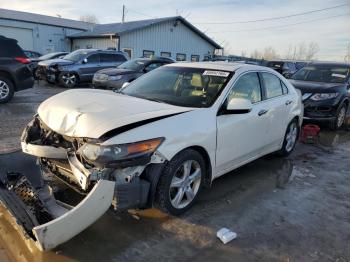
[36,49,128,88]
[0,35,34,103]
[266,60,298,78]
[289,62,350,129]
[93,57,173,90]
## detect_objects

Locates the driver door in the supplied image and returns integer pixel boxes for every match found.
[79,53,101,81]
[215,72,270,176]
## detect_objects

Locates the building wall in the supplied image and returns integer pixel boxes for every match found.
[72,37,118,50]
[119,20,216,61]
[0,18,84,54]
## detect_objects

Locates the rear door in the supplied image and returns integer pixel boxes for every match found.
[216,72,270,175]
[100,53,127,69]
[79,53,101,80]
[259,72,292,149]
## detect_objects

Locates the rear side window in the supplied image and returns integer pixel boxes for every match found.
[261,73,284,99]
[87,54,100,63]
[101,53,127,62]
[0,38,25,57]
[228,72,262,103]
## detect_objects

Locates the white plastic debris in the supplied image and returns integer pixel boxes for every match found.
[217,228,237,244]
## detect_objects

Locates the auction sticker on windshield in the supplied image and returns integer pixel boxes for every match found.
[203,70,230,77]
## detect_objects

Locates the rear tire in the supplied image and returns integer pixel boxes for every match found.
[330,104,347,130]
[154,149,205,215]
[279,119,299,156]
[59,72,78,88]
[0,76,14,103]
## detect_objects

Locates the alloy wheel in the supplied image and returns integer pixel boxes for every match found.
[169,160,202,209]
[285,122,298,152]
[337,106,346,128]
[61,73,76,86]
[0,80,10,99]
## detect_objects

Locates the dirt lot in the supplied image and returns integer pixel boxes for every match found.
[0,83,349,262]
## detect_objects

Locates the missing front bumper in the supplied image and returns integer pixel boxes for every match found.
[0,173,115,251]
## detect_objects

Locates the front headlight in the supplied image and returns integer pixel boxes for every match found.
[108,75,123,81]
[310,93,338,101]
[79,137,164,165]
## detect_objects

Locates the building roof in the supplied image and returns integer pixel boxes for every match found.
[0,8,91,30]
[68,16,222,49]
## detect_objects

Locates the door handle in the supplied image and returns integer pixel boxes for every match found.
[285,100,293,105]
[258,109,268,116]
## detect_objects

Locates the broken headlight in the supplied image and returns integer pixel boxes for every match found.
[79,137,164,164]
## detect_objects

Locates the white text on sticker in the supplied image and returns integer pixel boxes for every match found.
[203,70,230,77]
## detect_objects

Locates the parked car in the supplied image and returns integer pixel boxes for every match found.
[289,62,350,129]
[29,52,69,78]
[266,60,298,78]
[36,49,128,88]
[0,35,34,103]
[24,50,42,59]
[15,62,302,250]
[93,57,173,90]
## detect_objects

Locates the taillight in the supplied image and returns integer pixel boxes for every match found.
[15,57,31,64]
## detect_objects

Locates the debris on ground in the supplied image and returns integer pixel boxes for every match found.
[216,228,237,244]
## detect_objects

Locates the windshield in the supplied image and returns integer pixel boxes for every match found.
[63,50,91,62]
[292,65,350,83]
[118,59,146,71]
[39,53,60,60]
[121,66,232,108]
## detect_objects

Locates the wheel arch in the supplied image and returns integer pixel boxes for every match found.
[0,70,15,90]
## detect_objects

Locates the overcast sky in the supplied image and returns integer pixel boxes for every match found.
[1,0,350,61]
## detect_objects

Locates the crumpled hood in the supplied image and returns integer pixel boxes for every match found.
[38,89,191,138]
[38,58,74,67]
[96,68,137,76]
[289,79,346,94]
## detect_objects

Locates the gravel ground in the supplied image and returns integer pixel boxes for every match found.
[0,83,349,262]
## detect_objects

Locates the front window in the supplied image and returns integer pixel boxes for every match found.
[121,67,232,108]
[228,73,261,103]
[117,59,146,71]
[63,50,91,62]
[292,65,350,83]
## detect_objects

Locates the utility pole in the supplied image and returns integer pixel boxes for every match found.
[122,5,125,23]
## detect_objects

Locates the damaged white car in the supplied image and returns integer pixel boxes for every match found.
[0,62,302,251]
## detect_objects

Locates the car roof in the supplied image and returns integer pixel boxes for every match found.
[308,61,350,68]
[165,61,269,72]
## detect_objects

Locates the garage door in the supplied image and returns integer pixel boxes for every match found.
[0,26,34,50]
[72,37,117,50]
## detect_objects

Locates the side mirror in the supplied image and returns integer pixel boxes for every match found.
[122,82,130,88]
[83,58,88,64]
[225,98,252,114]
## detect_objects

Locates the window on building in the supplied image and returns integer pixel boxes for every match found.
[176,53,186,61]
[143,50,154,58]
[261,73,284,99]
[191,55,200,62]
[123,48,132,59]
[161,52,171,58]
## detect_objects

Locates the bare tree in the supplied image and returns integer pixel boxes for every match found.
[263,46,279,60]
[79,14,99,24]
[345,43,350,63]
[250,49,263,59]
[305,42,319,60]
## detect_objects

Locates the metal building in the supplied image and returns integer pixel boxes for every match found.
[0,8,90,53]
[68,17,221,61]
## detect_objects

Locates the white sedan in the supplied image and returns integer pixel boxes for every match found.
[18,62,302,250]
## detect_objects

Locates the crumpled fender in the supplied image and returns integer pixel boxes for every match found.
[33,179,115,251]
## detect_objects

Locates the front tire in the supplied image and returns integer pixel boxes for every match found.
[59,72,78,88]
[330,104,347,130]
[279,119,299,156]
[154,149,205,215]
[0,76,14,103]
